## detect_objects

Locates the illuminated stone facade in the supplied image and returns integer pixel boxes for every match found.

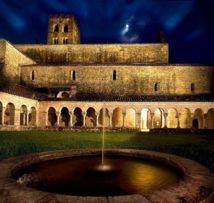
[0,15,214,130]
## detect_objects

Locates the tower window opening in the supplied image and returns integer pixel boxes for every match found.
[53,38,58,44]
[63,38,68,44]
[31,70,35,81]
[71,70,76,81]
[154,83,158,92]
[113,70,117,80]
[53,24,59,32]
[64,24,68,32]
[191,83,195,92]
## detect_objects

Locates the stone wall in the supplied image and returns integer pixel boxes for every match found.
[15,43,168,65]
[0,40,6,62]
[20,65,214,96]
[0,40,36,82]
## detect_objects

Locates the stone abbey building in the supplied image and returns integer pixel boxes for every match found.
[0,14,214,130]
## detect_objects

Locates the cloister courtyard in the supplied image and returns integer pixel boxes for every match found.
[0,131,214,174]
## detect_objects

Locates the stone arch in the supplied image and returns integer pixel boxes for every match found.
[154,83,159,92]
[59,107,70,127]
[53,24,59,32]
[98,108,110,127]
[192,108,204,129]
[63,37,68,44]
[206,109,214,129]
[28,107,36,126]
[124,108,136,128]
[112,108,123,128]
[86,107,96,127]
[0,102,2,125]
[179,108,191,128]
[53,38,58,44]
[71,70,76,80]
[141,108,152,129]
[63,24,68,32]
[152,108,165,128]
[191,83,195,92]
[73,107,83,127]
[31,70,35,80]
[167,108,178,128]
[61,92,69,99]
[113,70,117,80]
[20,105,28,126]
[56,91,70,99]
[4,103,15,125]
[48,107,57,127]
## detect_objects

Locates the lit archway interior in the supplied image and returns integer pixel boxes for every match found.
[179,108,191,128]
[206,109,214,129]
[60,107,70,127]
[167,109,178,128]
[112,108,123,128]
[193,109,204,129]
[98,108,110,127]
[28,107,36,126]
[48,107,57,127]
[124,108,135,128]
[73,107,83,127]
[86,107,96,127]
[0,102,3,125]
[152,108,165,128]
[141,108,152,129]
[20,105,28,126]
[4,103,15,125]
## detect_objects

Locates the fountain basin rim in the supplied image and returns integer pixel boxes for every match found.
[0,149,214,203]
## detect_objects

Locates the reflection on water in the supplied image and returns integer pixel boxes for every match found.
[15,156,181,196]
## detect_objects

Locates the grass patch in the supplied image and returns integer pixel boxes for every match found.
[0,131,214,172]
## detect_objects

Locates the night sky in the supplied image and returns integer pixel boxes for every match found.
[0,0,214,64]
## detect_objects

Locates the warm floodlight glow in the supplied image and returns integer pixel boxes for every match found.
[95,164,112,172]
[141,108,149,129]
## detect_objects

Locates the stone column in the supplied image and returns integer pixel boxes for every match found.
[69,111,73,127]
[150,112,154,129]
[95,112,99,127]
[164,113,168,128]
[56,112,60,126]
[26,113,29,126]
[135,112,141,129]
[45,111,48,126]
[1,107,5,125]
[122,112,126,128]
[14,109,20,126]
[177,113,181,128]
[109,112,113,128]
[83,112,86,127]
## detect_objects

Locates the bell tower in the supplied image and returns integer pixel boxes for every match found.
[47,14,80,45]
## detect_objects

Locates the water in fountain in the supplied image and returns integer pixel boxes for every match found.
[95,106,113,172]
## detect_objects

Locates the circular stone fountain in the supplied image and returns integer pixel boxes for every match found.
[0,149,214,203]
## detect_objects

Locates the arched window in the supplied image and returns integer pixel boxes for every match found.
[71,70,76,81]
[63,38,68,44]
[53,24,59,32]
[113,70,117,80]
[154,83,158,92]
[53,38,58,44]
[64,24,68,32]
[191,83,195,92]
[31,70,35,80]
